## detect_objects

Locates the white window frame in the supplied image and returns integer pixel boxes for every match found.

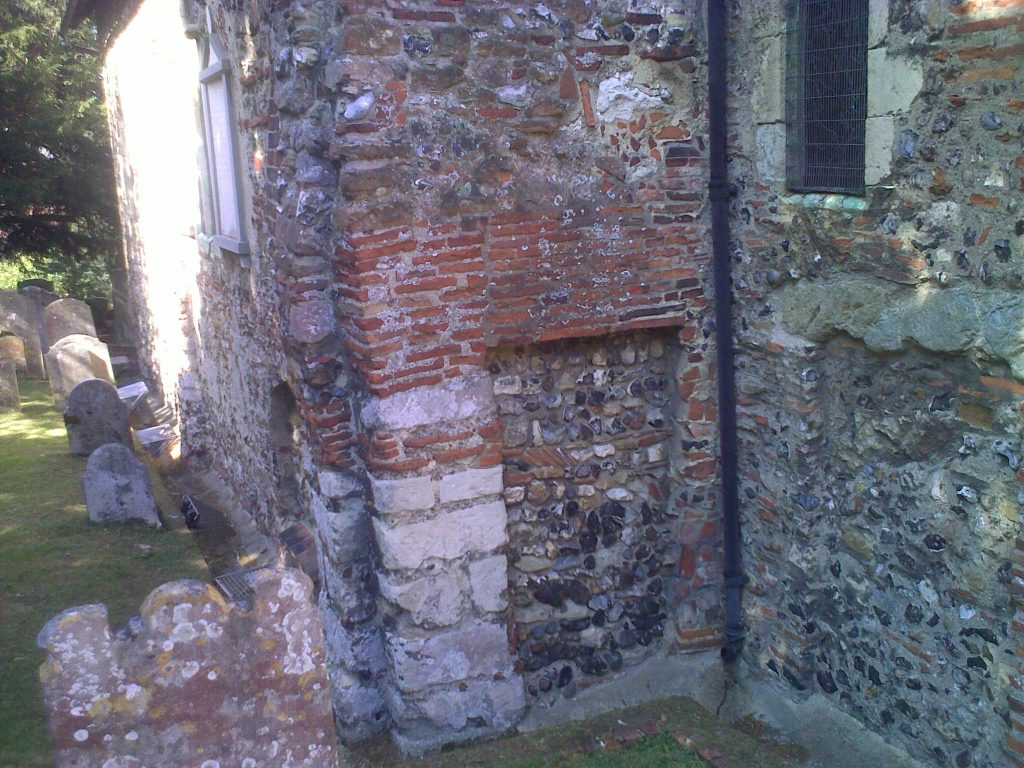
[198,13,249,255]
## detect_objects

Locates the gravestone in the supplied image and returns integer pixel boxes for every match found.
[37,570,339,768]
[64,379,133,456]
[45,334,115,408]
[82,443,161,527]
[0,334,27,373]
[0,290,45,378]
[44,298,96,347]
[0,358,19,412]
[20,284,58,352]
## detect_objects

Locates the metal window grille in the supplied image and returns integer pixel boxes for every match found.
[785,0,869,195]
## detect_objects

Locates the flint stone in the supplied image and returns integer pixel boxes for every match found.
[44,298,97,346]
[386,620,516,693]
[64,379,132,456]
[83,443,161,527]
[0,358,19,412]
[0,334,27,372]
[0,290,45,377]
[45,334,115,408]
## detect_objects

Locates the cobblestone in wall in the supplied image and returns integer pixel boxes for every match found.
[730,0,1024,765]
[37,569,339,768]
[490,332,683,702]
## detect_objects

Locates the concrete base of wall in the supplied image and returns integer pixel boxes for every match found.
[518,649,926,768]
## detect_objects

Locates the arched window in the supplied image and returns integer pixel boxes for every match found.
[198,11,248,254]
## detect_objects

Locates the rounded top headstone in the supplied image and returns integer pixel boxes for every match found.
[85,441,137,473]
[65,379,132,456]
[44,298,96,346]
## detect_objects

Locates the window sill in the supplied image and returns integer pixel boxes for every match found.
[197,232,251,267]
[778,192,869,213]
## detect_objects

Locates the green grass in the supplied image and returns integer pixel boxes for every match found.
[496,731,706,768]
[0,380,208,768]
[350,696,801,768]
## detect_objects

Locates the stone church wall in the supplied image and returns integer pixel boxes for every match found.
[729,0,1024,765]
[104,0,717,754]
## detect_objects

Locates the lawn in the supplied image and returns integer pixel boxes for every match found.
[494,731,708,768]
[0,379,208,768]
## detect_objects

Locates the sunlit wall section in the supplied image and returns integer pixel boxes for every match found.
[102,0,202,417]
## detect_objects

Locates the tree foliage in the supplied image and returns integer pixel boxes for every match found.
[0,0,119,294]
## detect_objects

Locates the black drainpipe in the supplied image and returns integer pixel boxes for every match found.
[707,0,747,664]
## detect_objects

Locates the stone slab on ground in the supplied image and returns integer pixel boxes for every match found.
[64,379,132,456]
[83,443,161,527]
[116,379,148,408]
[0,358,19,412]
[36,569,339,768]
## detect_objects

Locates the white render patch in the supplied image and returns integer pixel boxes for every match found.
[373,501,508,570]
[594,72,662,122]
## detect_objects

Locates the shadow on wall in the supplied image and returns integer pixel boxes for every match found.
[738,273,1024,766]
[270,381,304,520]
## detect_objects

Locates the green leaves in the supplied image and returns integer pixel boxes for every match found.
[0,0,119,293]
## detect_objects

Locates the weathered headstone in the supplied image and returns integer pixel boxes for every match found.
[45,334,115,408]
[36,569,339,768]
[0,334,27,373]
[82,443,160,526]
[0,290,45,378]
[44,298,96,347]
[0,358,19,412]
[64,379,132,456]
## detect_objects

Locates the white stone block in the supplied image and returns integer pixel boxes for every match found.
[312,494,370,564]
[867,48,923,117]
[373,501,508,570]
[369,473,435,515]
[865,115,894,186]
[385,621,513,693]
[753,35,783,125]
[869,0,888,48]
[468,554,508,613]
[378,571,463,627]
[755,124,785,183]
[318,469,362,499]
[363,375,495,431]
[438,466,503,505]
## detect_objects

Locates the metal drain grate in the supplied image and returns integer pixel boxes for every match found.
[214,569,256,604]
